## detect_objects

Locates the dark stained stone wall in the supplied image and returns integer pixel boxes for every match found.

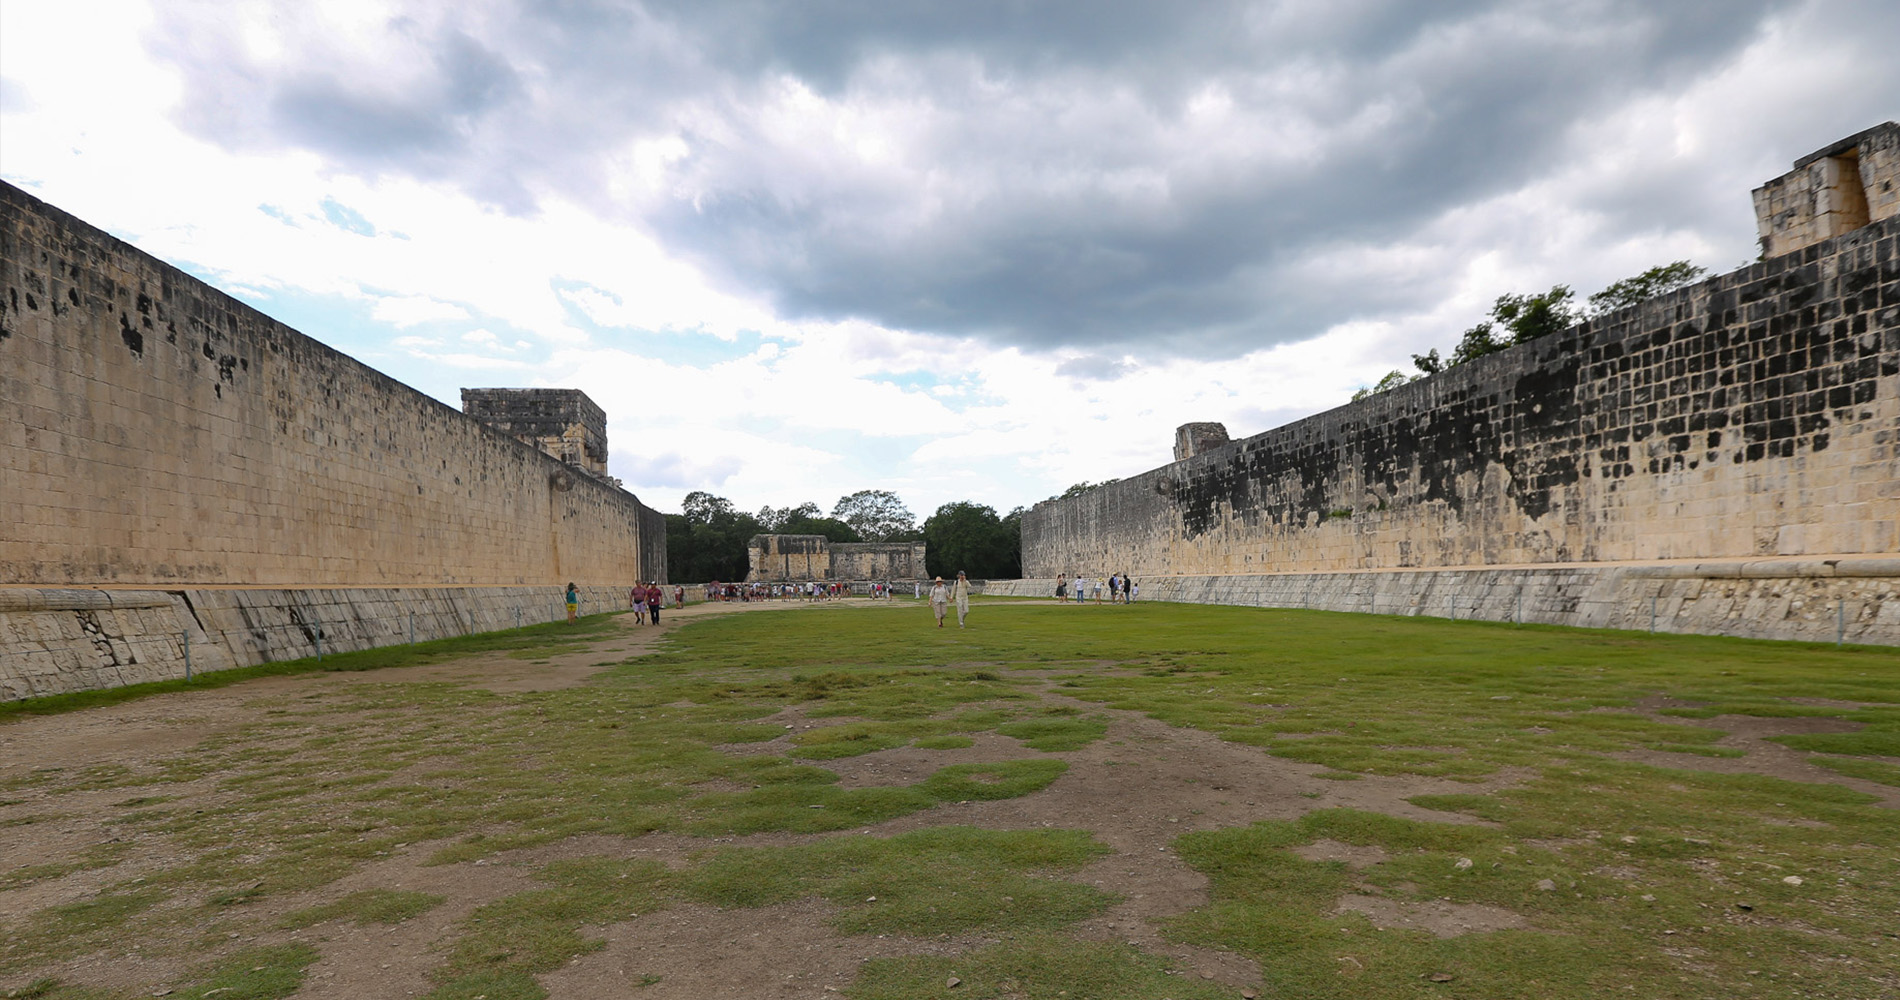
[1024,216,1900,579]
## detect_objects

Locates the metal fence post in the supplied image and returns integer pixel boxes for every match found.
[515,606,521,630]
[1649,596,1657,633]
[408,612,414,645]
[182,630,191,681]
[315,623,323,662]
[1838,600,1846,646]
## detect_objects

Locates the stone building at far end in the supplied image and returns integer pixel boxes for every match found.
[748,534,928,582]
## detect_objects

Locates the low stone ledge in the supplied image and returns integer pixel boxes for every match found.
[0,589,177,612]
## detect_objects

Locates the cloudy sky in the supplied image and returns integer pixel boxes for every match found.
[3,1,1895,519]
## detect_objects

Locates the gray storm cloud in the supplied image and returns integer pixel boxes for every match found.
[150,0,1899,358]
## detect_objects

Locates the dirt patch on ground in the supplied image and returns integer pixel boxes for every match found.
[1333,894,1531,938]
[539,899,993,999]
[1609,712,1900,808]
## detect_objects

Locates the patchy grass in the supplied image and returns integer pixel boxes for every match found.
[851,936,1235,999]
[917,760,1068,801]
[1810,755,1900,786]
[4,600,1897,999]
[425,858,670,1000]
[682,826,1112,936]
[168,944,319,1000]
[279,889,446,929]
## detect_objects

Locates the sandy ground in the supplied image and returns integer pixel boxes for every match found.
[1,599,1891,998]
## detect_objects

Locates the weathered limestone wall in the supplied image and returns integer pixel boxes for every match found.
[982,557,1900,646]
[1021,217,1898,644]
[0,182,666,589]
[746,535,928,581]
[748,535,831,581]
[0,584,640,700]
[830,542,928,581]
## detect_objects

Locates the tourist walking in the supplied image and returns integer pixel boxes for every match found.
[929,576,949,627]
[953,571,972,628]
[647,582,663,623]
[565,582,578,623]
[1056,574,1068,603]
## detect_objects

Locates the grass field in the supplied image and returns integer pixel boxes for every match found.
[1,599,1895,999]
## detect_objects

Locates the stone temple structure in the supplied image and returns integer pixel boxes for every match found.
[747,535,928,583]
[462,387,618,486]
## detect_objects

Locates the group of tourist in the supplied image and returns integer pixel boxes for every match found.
[1053,572,1137,604]
[628,582,675,624]
[700,580,909,602]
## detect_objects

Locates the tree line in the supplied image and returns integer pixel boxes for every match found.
[1352,261,1709,401]
[664,488,1024,582]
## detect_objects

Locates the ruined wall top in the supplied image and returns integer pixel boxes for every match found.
[1173,422,1232,462]
[462,387,612,480]
[1752,121,1899,258]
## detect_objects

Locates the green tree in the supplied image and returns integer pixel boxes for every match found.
[774,513,861,542]
[831,489,918,541]
[1587,260,1707,316]
[1351,370,1411,401]
[667,491,762,582]
[1491,285,1576,345]
[757,501,821,532]
[1408,285,1578,381]
[1052,480,1118,501]
[923,501,1019,579]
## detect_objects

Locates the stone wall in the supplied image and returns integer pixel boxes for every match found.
[0,584,645,701]
[1021,216,1898,644]
[0,182,666,590]
[982,557,1900,646]
[748,534,832,581]
[746,534,928,581]
[830,542,929,581]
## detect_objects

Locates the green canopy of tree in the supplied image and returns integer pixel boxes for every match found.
[1051,480,1118,501]
[830,489,919,541]
[1351,370,1411,401]
[1587,260,1708,316]
[1406,285,1578,381]
[665,490,764,583]
[1358,261,1706,404]
[922,501,1023,580]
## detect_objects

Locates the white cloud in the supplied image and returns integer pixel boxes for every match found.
[373,294,473,327]
[4,0,1892,525]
